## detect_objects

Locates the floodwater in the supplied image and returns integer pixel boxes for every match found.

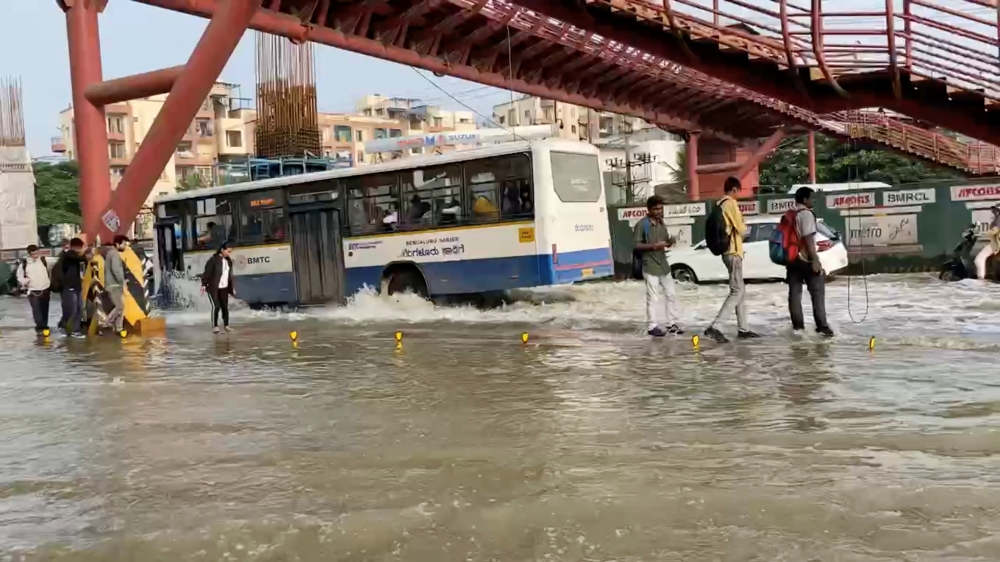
[1,275,1000,561]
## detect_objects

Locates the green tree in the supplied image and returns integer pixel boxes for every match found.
[33,161,81,226]
[176,172,207,192]
[759,133,962,189]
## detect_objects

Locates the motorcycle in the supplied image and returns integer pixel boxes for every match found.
[939,225,991,281]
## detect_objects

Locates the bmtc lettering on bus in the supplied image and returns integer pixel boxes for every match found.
[247,256,270,265]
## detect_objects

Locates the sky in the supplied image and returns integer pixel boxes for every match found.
[3,0,516,157]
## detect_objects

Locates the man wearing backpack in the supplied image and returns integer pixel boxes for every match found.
[15,245,51,334]
[786,187,833,337]
[704,177,760,343]
[632,195,684,337]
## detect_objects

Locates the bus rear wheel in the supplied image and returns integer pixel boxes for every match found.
[383,266,429,299]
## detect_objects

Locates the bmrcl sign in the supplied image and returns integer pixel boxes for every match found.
[883,188,935,206]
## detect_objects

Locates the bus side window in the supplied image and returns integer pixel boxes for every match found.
[239,190,286,245]
[401,164,462,229]
[346,172,399,235]
[464,159,501,223]
[501,155,532,220]
[465,155,531,223]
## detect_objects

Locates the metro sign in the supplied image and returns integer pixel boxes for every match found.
[737,200,759,215]
[826,192,875,209]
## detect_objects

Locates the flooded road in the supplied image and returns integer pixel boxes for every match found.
[2,275,1000,560]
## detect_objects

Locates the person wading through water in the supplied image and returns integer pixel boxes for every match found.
[632,195,684,337]
[16,245,51,334]
[102,235,128,334]
[201,244,236,333]
[783,187,834,337]
[704,177,760,343]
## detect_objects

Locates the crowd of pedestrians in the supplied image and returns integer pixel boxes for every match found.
[633,179,833,342]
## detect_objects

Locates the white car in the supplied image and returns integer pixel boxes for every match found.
[666,215,850,283]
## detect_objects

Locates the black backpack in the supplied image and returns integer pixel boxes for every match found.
[704,201,730,256]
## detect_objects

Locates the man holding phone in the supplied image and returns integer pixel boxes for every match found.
[633,195,684,337]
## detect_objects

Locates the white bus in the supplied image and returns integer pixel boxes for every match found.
[151,139,613,306]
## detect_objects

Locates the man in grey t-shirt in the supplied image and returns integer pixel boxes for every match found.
[786,187,833,337]
[633,195,683,337]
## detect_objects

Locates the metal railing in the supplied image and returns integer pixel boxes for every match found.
[594,0,1000,100]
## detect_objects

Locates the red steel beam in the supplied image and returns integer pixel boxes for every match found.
[84,66,184,107]
[735,127,787,180]
[97,0,258,239]
[62,0,112,240]
[134,0,738,141]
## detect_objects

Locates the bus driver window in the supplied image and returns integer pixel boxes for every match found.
[191,197,234,250]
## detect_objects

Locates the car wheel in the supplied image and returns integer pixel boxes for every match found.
[671,265,698,284]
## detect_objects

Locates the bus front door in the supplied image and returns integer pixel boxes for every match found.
[289,209,345,305]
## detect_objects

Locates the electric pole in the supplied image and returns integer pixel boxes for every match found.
[605,121,657,204]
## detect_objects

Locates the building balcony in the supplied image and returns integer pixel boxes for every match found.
[109,155,130,166]
[175,151,196,165]
[51,137,66,153]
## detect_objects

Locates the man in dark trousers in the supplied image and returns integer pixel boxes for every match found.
[787,187,834,337]
[201,244,236,333]
[59,238,88,338]
[16,245,51,334]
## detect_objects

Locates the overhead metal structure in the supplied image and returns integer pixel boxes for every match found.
[59,0,1000,240]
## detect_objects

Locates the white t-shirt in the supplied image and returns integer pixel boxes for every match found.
[219,258,230,289]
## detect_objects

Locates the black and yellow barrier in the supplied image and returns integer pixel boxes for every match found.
[83,246,165,336]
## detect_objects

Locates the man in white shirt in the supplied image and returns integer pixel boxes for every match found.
[200,244,236,333]
[16,245,51,334]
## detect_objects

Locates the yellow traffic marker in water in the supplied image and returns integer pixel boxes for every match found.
[42,329,50,337]
[290,330,298,342]
[521,332,529,344]
[119,330,128,339]
[395,331,403,343]
[691,334,700,349]
[869,336,876,351]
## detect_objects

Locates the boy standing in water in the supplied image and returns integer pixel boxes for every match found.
[633,195,684,337]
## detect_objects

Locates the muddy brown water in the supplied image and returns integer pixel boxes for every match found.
[1,275,1000,560]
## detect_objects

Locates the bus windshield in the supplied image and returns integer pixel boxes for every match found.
[550,152,602,203]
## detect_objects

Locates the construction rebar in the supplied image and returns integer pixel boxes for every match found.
[254,32,321,159]
[0,77,26,148]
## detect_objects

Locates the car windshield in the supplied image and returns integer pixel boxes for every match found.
[816,221,839,240]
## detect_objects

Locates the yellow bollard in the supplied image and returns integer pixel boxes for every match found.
[120,330,128,339]
[395,331,403,343]
[868,336,875,352]
[521,332,529,344]
[290,331,298,342]
[691,334,700,350]
[42,329,50,337]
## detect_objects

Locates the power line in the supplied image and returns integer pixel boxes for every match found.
[409,67,524,140]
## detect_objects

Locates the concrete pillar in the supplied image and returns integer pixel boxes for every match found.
[686,131,699,200]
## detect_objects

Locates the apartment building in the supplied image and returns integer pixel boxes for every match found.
[55,82,255,202]
[492,96,652,141]
[356,94,477,157]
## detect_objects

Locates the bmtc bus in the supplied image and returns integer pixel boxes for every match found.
[151,139,613,306]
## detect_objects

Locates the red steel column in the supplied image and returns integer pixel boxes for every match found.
[63,0,111,240]
[807,131,817,183]
[100,0,258,238]
[686,132,700,200]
